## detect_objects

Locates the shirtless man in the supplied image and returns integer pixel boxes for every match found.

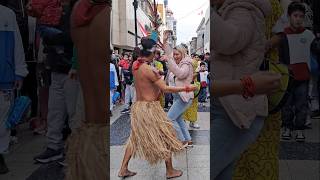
[118,37,197,179]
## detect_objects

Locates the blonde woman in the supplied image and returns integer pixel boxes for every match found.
[163,44,195,146]
[183,57,201,129]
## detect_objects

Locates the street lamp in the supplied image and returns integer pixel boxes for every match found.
[133,0,139,46]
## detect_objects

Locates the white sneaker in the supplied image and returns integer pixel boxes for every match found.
[305,119,312,126]
[9,136,18,145]
[295,130,306,142]
[281,128,292,140]
[189,122,200,129]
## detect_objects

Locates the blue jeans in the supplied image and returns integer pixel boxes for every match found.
[282,80,308,130]
[198,87,207,102]
[211,101,265,180]
[167,94,192,142]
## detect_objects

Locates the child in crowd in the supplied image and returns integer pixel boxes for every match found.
[278,2,316,142]
[198,62,209,106]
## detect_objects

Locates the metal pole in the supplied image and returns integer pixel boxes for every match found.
[133,0,138,46]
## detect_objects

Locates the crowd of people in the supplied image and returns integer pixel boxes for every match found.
[212,0,320,179]
[1,0,319,179]
[0,0,105,175]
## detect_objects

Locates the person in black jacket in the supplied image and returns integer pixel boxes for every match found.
[33,0,81,164]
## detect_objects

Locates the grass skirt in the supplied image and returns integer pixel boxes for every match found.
[126,101,184,165]
[65,124,108,180]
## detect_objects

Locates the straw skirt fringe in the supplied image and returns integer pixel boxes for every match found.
[126,101,184,165]
[65,124,108,180]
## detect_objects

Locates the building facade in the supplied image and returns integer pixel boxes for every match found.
[196,18,205,55]
[111,0,153,53]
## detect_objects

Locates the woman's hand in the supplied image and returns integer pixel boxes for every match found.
[250,71,281,95]
[160,55,168,62]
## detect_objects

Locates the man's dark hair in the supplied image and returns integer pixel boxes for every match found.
[288,2,306,16]
[199,55,204,60]
[200,62,206,67]
[205,52,210,56]
[140,37,156,57]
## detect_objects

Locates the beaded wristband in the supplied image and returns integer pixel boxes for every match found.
[240,76,256,99]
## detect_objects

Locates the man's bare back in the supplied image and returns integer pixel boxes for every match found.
[133,63,162,102]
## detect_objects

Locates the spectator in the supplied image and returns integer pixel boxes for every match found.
[0,4,28,174]
[279,2,315,141]
[204,52,210,71]
[120,53,135,114]
[198,62,209,105]
[110,60,119,117]
[33,0,80,164]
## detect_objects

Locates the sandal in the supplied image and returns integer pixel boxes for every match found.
[118,170,137,178]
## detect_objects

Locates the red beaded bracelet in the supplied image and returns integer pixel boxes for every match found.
[185,85,193,92]
[240,76,256,99]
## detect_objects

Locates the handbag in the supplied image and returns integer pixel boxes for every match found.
[288,63,310,81]
[112,91,120,104]
[6,91,32,129]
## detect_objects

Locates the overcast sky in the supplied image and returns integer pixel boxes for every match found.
[166,0,209,44]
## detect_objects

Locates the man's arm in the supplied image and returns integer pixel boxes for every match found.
[143,65,192,93]
[211,8,255,55]
[13,11,28,88]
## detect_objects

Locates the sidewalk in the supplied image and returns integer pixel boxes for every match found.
[279,117,320,180]
[0,102,319,180]
[110,102,210,180]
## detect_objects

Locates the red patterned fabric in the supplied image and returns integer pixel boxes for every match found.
[133,57,147,71]
[28,0,62,26]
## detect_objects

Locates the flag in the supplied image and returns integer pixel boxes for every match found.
[138,21,148,37]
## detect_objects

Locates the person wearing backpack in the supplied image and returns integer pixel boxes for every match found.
[0,4,28,174]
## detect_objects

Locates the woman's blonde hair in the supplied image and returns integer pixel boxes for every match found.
[174,45,187,59]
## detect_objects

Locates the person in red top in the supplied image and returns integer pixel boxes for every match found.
[118,53,130,70]
[27,0,62,26]
[27,0,64,53]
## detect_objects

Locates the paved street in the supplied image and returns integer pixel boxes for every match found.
[110,102,210,180]
[0,101,319,180]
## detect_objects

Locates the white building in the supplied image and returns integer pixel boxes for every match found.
[189,37,197,55]
[165,8,177,47]
[204,6,210,53]
[196,18,205,55]
[111,0,153,53]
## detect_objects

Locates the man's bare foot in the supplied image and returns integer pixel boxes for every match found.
[166,169,183,179]
[118,169,137,178]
